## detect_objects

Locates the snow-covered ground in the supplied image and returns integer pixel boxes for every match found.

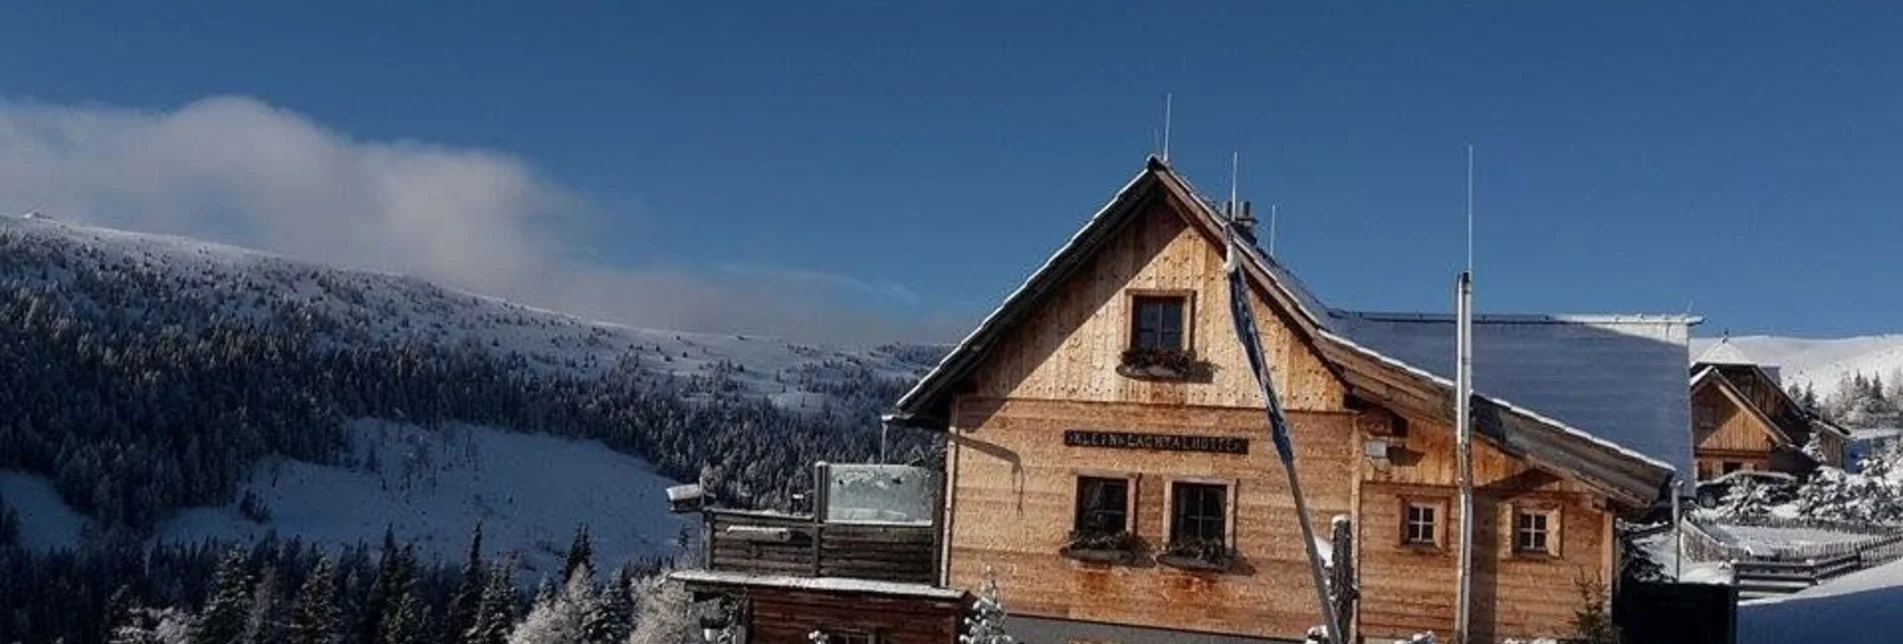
[155,419,690,578]
[0,471,86,550]
[1741,557,1903,644]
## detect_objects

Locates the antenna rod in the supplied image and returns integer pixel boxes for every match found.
[1466,144,1475,275]
[1268,203,1279,256]
[1162,93,1173,162]
[1229,152,1239,215]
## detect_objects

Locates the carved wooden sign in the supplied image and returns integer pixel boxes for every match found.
[1063,430,1249,455]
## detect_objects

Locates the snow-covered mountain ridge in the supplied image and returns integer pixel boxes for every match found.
[0,214,943,554]
[0,214,938,406]
[1692,335,1903,400]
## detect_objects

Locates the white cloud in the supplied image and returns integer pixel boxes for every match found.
[0,96,952,343]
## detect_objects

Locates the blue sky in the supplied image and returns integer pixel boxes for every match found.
[3,2,1899,341]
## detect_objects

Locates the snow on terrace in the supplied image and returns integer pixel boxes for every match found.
[1331,311,1697,481]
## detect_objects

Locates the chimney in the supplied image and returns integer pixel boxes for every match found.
[1230,200,1259,244]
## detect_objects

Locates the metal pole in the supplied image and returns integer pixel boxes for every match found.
[1454,271,1475,644]
[1673,479,1684,580]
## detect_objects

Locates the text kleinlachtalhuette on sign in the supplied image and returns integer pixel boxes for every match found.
[1063,430,1249,455]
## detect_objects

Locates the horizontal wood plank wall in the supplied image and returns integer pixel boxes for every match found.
[947,398,1356,639]
[966,199,1344,413]
[745,588,964,644]
[707,513,937,583]
[1357,408,1613,642]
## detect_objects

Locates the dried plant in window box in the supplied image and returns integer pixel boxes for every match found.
[1156,537,1235,571]
[1060,530,1146,564]
[1116,348,1209,380]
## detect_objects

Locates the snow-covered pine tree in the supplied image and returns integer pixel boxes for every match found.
[194,550,257,644]
[507,578,580,644]
[443,523,488,644]
[242,565,285,644]
[358,531,407,644]
[381,590,430,644]
[598,566,634,644]
[289,556,341,644]
[562,526,595,583]
[959,567,1013,644]
[468,560,518,644]
[111,607,197,644]
[623,567,687,644]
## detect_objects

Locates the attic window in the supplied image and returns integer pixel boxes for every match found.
[1131,295,1186,351]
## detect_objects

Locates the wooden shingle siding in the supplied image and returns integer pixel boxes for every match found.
[965,201,1343,412]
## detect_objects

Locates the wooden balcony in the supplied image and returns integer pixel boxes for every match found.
[704,509,938,585]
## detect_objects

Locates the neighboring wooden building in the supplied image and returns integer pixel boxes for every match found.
[672,465,969,644]
[1690,343,1848,478]
[886,158,1694,643]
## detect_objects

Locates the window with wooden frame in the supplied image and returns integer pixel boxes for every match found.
[1129,293,1189,352]
[1169,481,1228,546]
[1401,498,1445,548]
[1072,476,1133,538]
[1512,505,1560,557]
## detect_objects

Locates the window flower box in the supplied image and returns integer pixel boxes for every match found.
[1061,530,1145,564]
[1155,537,1236,572]
[1117,348,1208,380]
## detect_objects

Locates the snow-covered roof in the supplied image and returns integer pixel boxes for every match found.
[1332,312,1698,481]
[1694,339,1758,366]
[668,569,969,600]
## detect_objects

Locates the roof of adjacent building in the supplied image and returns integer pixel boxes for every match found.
[1332,311,1696,481]
[887,157,1694,506]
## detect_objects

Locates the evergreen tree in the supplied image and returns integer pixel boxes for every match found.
[195,550,258,644]
[288,557,340,644]
[468,561,517,644]
[442,523,487,644]
[597,567,633,644]
[624,567,687,644]
[360,536,417,644]
[561,526,594,583]
[242,565,284,644]
[958,567,1014,644]
[1568,579,1621,644]
[380,591,428,644]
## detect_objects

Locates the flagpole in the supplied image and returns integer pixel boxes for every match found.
[1225,228,1345,643]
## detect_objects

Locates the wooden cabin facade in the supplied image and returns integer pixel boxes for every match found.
[887,159,1688,643]
[1690,358,1847,479]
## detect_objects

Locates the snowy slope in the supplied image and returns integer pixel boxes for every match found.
[0,213,938,408]
[1691,335,1903,399]
[156,419,689,576]
[0,471,86,550]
